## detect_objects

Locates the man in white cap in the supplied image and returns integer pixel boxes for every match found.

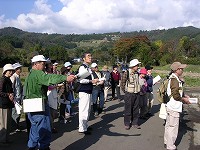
[164,62,190,150]
[10,63,23,132]
[0,64,15,144]
[24,55,76,150]
[121,59,141,130]
[91,63,105,116]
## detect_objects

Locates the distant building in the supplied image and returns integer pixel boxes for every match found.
[72,58,82,63]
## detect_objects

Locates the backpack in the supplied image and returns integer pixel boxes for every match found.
[157,77,171,104]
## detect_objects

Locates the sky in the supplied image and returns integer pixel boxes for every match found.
[0,0,200,34]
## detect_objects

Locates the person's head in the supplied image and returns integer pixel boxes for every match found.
[45,62,53,73]
[102,65,109,71]
[139,68,147,78]
[64,62,72,72]
[91,63,98,71]
[12,63,22,75]
[61,66,68,75]
[145,65,153,75]
[129,59,141,72]
[2,64,15,77]
[82,52,92,64]
[170,62,187,77]
[52,62,58,71]
[31,55,47,71]
[113,65,118,71]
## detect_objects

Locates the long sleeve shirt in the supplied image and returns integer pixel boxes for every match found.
[0,76,14,108]
[24,69,67,103]
[166,73,183,112]
[10,73,23,104]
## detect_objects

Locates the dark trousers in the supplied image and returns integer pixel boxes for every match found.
[59,103,66,120]
[124,92,139,126]
[111,82,120,99]
[139,94,148,117]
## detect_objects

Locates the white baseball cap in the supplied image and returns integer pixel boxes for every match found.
[12,63,22,69]
[129,59,141,67]
[31,55,47,63]
[64,62,72,67]
[53,62,58,66]
[91,63,98,68]
[3,64,15,74]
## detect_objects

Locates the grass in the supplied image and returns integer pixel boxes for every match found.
[0,64,200,87]
[154,64,200,73]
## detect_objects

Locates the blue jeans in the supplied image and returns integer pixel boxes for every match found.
[92,88,104,112]
[28,105,51,149]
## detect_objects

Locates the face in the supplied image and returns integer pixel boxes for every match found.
[113,67,118,71]
[131,65,139,72]
[94,66,99,71]
[52,65,57,70]
[4,70,14,77]
[16,67,22,74]
[176,68,184,76]
[83,54,92,64]
[35,61,46,70]
[147,69,152,75]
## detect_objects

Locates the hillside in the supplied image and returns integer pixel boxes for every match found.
[0,26,200,67]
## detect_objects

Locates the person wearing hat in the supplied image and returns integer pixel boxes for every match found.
[121,59,141,130]
[52,61,60,74]
[91,63,105,116]
[145,65,154,117]
[10,63,23,132]
[0,64,15,144]
[138,68,148,119]
[164,62,190,150]
[102,65,111,102]
[110,65,121,101]
[24,55,76,150]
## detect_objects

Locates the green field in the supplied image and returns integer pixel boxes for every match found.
[0,64,200,87]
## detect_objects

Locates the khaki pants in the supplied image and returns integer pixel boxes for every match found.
[164,108,180,150]
[104,86,110,101]
[146,92,154,113]
[0,108,12,142]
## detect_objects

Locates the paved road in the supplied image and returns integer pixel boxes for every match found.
[1,86,200,150]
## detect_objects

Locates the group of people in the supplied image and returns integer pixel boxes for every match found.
[0,51,191,150]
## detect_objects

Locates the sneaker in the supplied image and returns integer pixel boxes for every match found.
[15,128,22,132]
[52,128,58,133]
[133,125,141,129]
[125,125,130,130]
[79,131,91,135]
[94,112,99,117]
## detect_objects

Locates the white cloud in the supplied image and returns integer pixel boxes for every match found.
[1,0,200,34]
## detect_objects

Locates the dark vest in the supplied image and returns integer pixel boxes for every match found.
[92,71,104,90]
[78,64,93,94]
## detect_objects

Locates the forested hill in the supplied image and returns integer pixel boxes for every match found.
[1,26,200,67]
[1,26,200,43]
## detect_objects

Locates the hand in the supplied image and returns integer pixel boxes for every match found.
[92,79,99,84]
[8,93,14,102]
[67,75,76,83]
[182,97,191,104]
[98,80,104,85]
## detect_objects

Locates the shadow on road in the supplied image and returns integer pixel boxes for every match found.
[63,102,141,150]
